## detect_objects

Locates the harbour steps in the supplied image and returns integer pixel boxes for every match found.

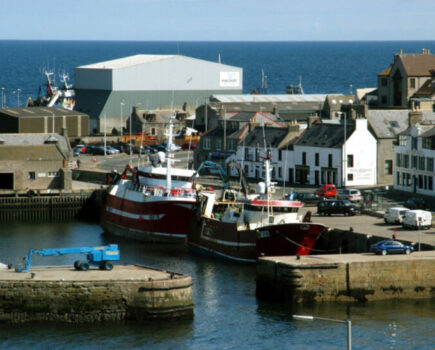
[0,265,193,323]
[256,252,435,303]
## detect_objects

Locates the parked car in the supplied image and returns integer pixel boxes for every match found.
[317,199,357,216]
[73,148,81,156]
[337,188,362,203]
[404,198,427,210]
[370,240,414,255]
[315,184,337,198]
[383,207,409,224]
[402,210,432,230]
[285,192,323,205]
[181,142,197,150]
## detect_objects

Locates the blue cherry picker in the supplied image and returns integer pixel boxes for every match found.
[15,244,120,272]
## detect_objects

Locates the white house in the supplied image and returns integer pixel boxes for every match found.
[394,123,435,195]
[293,119,377,187]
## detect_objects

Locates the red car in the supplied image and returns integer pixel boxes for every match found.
[182,143,197,150]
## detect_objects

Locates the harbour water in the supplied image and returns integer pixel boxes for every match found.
[0,221,434,349]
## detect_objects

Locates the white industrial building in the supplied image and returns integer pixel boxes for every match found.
[74,54,243,133]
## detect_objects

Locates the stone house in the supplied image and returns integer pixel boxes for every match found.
[377,49,435,108]
[394,122,435,196]
[0,133,73,194]
[193,111,284,168]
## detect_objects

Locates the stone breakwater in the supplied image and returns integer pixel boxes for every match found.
[0,265,193,323]
[256,252,435,303]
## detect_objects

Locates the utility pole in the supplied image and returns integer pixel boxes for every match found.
[17,89,21,107]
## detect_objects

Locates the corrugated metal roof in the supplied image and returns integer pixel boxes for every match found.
[0,133,70,155]
[77,54,176,70]
[211,94,328,104]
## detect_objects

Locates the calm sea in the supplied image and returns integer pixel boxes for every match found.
[0,41,434,349]
[1,40,435,107]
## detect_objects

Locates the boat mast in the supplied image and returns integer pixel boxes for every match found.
[165,116,175,193]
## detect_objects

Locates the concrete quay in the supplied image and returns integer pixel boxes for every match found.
[0,265,193,323]
[256,251,435,303]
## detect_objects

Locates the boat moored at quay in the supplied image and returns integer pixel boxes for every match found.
[102,117,198,243]
[188,151,326,263]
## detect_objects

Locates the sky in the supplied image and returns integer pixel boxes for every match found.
[0,0,434,41]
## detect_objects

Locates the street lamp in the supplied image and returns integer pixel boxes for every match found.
[17,88,21,107]
[120,101,125,138]
[293,314,352,350]
[104,112,107,156]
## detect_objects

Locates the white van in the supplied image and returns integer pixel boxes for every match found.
[402,210,432,230]
[384,207,409,224]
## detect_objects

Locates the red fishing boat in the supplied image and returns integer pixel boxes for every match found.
[102,117,197,243]
[188,151,325,263]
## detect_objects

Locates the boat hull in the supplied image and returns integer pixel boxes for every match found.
[103,193,196,243]
[188,218,325,263]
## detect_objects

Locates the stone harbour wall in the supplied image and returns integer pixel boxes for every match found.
[256,254,435,303]
[0,276,193,323]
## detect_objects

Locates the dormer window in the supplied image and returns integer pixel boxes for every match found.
[44,135,59,144]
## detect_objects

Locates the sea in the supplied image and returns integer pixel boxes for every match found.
[0,41,435,349]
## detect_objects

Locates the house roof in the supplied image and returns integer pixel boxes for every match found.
[421,125,435,137]
[367,110,435,139]
[398,53,435,77]
[0,133,70,156]
[243,127,290,148]
[295,121,355,148]
[378,66,392,76]
[0,107,88,118]
[413,77,435,97]
[0,145,63,161]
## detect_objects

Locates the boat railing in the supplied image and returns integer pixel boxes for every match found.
[127,181,196,198]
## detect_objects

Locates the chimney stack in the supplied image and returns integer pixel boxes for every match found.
[409,110,423,128]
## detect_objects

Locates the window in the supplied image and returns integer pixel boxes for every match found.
[381,78,387,87]
[396,153,402,167]
[403,154,409,168]
[151,127,156,135]
[347,173,353,181]
[278,149,282,161]
[347,154,354,168]
[385,160,393,174]
[48,172,59,178]
[278,167,282,178]
[422,137,434,149]
[228,140,235,151]
[399,136,407,146]
[328,154,333,168]
[412,155,417,168]
[381,95,387,104]
[244,164,249,176]
[429,176,433,191]
[419,156,425,171]
[397,172,401,185]
[427,157,434,171]
[412,137,418,150]
[28,172,35,180]
[410,78,415,89]
[418,175,423,189]
[203,137,211,150]
[215,139,222,151]
[302,152,306,165]
[315,153,319,166]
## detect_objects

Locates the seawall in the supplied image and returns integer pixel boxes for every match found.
[256,252,435,303]
[0,265,193,323]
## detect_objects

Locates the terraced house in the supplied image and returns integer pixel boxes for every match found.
[394,122,435,196]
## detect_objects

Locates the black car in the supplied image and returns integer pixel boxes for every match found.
[404,198,427,210]
[285,192,323,205]
[317,199,357,216]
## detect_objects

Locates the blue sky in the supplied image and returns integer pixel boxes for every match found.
[1,0,434,41]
